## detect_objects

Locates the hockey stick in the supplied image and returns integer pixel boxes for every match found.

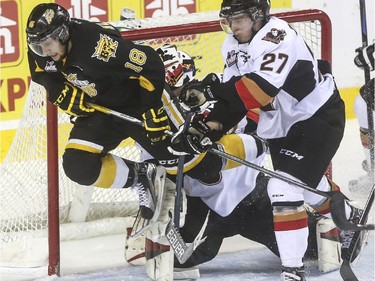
[207,147,375,232]
[166,210,208,264]
[340,184,374,281]
[88,103,373,231]
[173,113,194,228]
[89,103,207,263]
[359,0,375,173]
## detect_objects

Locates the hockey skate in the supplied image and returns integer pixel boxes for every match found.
[280,266,306,281]
[131,163,166,238]
[340,204,368,262]
[339,185,374,280]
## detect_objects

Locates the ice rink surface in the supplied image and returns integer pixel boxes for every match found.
[1,120,374,281]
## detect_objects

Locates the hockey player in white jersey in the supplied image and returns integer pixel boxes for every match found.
[174,1,363,280]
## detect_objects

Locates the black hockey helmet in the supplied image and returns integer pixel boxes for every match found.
[26,3,70,56]
[219,0,270,22]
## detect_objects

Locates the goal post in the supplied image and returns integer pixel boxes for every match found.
[0,9,332,277]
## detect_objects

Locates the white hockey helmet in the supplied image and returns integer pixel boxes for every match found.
[156,44,196,88]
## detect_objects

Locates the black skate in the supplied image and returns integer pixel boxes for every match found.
[339,185,374,280]
[133,162,157,220]
[340,204,367,262]
[131,164,166,238]
[281,266,306,281]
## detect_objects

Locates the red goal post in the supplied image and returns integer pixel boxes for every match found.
[0,9,332,277]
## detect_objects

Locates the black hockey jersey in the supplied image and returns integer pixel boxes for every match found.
[27,19,165,114]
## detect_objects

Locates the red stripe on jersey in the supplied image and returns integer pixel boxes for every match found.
[234,78,263,109]
[274,217,308,231]
[246,110,259,123]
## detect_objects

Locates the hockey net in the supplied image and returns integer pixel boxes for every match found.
[0,9,331,273]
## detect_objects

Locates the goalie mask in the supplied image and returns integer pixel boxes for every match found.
[156,45,196,88]
[26,3,70,58]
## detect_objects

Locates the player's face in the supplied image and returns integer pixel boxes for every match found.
[29,37,67,61]
[220,14,254,43]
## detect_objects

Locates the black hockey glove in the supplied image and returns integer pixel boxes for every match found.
[354,43,374,71]
[52,82,95,117]
[179,73,221,112]
[360,78,375,111]
[142,106,171,144]
[167,114,221,155]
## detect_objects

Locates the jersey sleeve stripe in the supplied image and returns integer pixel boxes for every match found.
[234,76,274,109]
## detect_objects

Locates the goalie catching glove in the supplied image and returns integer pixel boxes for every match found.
[179,73,221,112]
[168,113,222,155]
[142,106,171,144]
[52,82,95,117]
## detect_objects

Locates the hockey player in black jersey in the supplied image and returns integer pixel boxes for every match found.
[172,0,364,280]
[26,3,172,221]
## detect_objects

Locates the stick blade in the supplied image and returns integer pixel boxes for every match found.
[340,260,359,281]
[329,191,374,231]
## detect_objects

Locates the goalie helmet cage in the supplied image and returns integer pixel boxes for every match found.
[0,9,331,277]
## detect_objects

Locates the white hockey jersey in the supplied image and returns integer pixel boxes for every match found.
[221,16,337,139]
[183,153,265,217]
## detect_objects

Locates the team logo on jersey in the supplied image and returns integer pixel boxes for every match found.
[92,34,118,62]
[262,28,286,44]
[44,61,57,72]
[226,50,237,68]
[63,73,97,97]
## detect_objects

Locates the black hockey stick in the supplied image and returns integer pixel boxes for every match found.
[89,103,207,263]
[358,0,374,173]
[88,103,374,232]
[173,113,194,228]
[207,147,375,231]
[340,184,374,281]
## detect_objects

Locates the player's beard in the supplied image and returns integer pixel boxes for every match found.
[54,42,69,62]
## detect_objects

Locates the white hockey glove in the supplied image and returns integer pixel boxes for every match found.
[179,73,220,112]
[354,43,374,71]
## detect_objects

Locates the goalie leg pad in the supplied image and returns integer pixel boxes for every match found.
[130,166,166,238]
[124,227,146,266]
[146,178,186,280]
[316,218,342,272]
